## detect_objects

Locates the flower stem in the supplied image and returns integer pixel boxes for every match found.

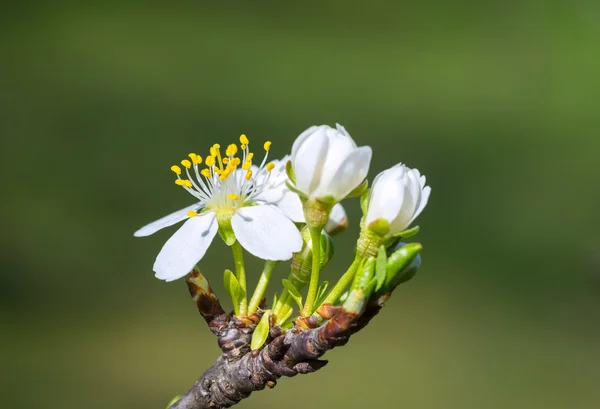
[316,255,362,310]
[301,226,322,316]
[231,241,247,316]
[248,261,278,315]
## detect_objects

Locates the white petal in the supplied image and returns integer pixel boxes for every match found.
[272,191,305,223]
[153,212,218,282]
[134,203,203,237]
[312,146,372,201]
[232,205,302,261]
[325,203,348,236]
[335,123,350,137]
[366,168,405,226]
[291,125,319,159]
[292,129,329,194]
[408,185,431,226]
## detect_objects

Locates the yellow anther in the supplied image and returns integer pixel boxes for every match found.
[223,157,229,164]
[264,141,272,151]
[241,144,246,150]
[245,170,253,180]
[189,153,202,165]
[226,144,238,157]
[228,193,239,200]
[240,134,249,145]
[175,179,192,187]
[171,165,182,175]
[187,210,198,217]
[185,180,192,187]
[247,152,254,160]
[200,168,211,178]
[205,156,215,167]
[213,143,221,149]
[181,159,192,169]
[210,146,217,157]
[242,161,252,170]
[233,157,241,166]
[266,162,275,172]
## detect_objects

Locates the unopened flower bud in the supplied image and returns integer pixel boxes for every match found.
[290,226,334,286]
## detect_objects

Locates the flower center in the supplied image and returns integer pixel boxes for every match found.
[169,134,275,214]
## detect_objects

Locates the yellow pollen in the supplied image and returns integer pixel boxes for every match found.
[213,143,221,149]
[228,193,239,200]
[247,152,254,160]
[232,157,241,166]
[242,161,252,170]
[245,170,253,180]
[175,179,192,187]
[200,168,211,178]
[181,159,192,169]
[210,146,217,157]
[205,156,215,167]
[187,210,198,217]
[223,157,229,164]
[240,134,249,145]
[189,153,202,165]
[171,165,182,175]
[263,141,272,151]
[241,144,246,150]
[266,162,275,172]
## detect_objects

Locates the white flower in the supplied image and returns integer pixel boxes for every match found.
[290,124,372,202]
[365,163,431,235]
[134,136,303,282]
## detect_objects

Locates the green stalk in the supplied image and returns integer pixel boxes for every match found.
[317,255,362,309]
[301,226,322,316]
[231,241,248,316]
[248,261,278,315]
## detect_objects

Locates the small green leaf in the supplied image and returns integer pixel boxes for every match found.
[272,292,278,309]
[285,159,296,184]
[166,395,181,409]
[275,307,294,326]
[375,245,387,292]
[282,279,303,310]
[315,280,329,305]
[346,179,368,198]
[389,225,420,241]
[224,269,243,315]
[385,243,422,289]
[251,310,271,350]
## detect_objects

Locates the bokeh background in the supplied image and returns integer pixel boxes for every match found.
[2,2,600,408]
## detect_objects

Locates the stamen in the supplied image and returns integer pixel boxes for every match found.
[263,141,272,151]
[171,165,182,175]
[205,156,216,167]
[266,162,275,172]
[200,169,211,178]
[181,160,192,169]
[175,179,193,187]
[245,170,253,180]
[189,153,202,165]
[223,157,229,164]
[242,161,252,170]
[228,193,239,200]
[187,210,198,217]
[240,134,249,145]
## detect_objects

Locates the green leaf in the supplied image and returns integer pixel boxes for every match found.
[385,243,422,289]
[251,310,271,350]
[224,269,244,315]
[282,279,303,310]
[315,280,329,305]
[166,395,181,409]
[375,245,387,292]
[346,179,368,198]
[285,159,296,184]
[272,292,278,309]
[275,307,294,327]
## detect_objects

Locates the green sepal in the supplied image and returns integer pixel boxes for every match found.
[389,225,420,241]
[285,181,309,200]
[360,188,370,215]
[317,195,337,205]
[224,269,245,315]
[251,310,271,350]
[375,245,387,292]
[216,211,236,246]
[282,279,303,310]
[166,396,181,409]
[285,159,296,184]
[384,243,422,290]
[346,179,368,198]
[368,218,390,236]
[315,280,329,305]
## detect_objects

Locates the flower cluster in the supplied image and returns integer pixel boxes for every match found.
[135,124,431,323]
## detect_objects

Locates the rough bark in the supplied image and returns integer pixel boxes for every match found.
[169,270,391,409]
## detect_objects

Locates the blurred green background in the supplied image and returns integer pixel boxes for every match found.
[2,2,600,408]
